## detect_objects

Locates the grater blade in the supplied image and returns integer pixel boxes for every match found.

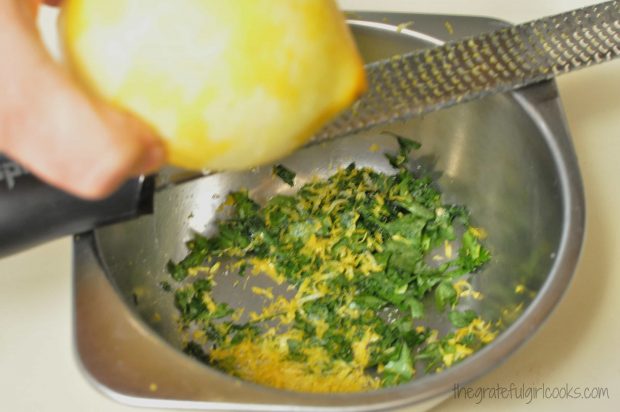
[314,0,620,142]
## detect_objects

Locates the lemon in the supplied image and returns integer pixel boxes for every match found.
[58,0,366,170]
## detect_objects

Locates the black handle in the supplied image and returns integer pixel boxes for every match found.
[0,155,155,259]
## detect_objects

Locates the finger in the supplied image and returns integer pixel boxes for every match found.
[99,106,166,177]
[2,68,166,199]
[22,1,62,17]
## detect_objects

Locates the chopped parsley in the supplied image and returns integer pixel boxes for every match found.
[272,164,296,186]
[167,136,495,393]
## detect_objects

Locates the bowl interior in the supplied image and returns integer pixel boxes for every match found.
[94,22,565,386]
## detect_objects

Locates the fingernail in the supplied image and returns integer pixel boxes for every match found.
[140,144,166,175]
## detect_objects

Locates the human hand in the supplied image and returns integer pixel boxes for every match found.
[0,0,165,199]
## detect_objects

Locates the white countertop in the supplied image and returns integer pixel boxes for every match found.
[1,1,619,411]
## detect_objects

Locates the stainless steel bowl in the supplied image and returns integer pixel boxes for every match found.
[73,12,585,412]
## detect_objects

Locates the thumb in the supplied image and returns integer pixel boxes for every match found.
[0,1,165,200]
